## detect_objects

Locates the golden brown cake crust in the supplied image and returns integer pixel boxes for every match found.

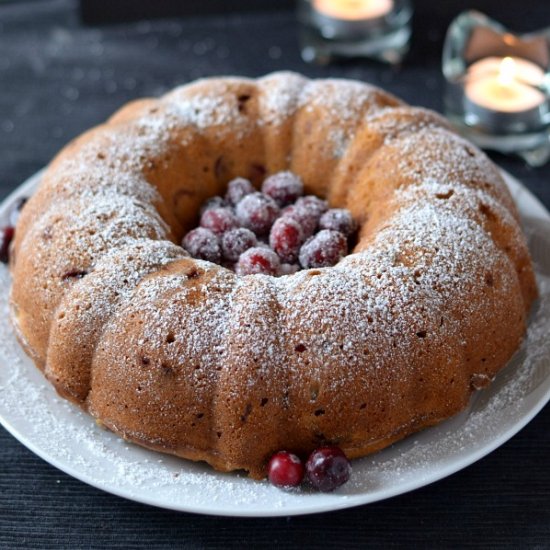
[9,72,537,478]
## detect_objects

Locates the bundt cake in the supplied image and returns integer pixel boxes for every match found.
[9,72,537,479]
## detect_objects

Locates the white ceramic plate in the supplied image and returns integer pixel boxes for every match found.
[1,170,550,517]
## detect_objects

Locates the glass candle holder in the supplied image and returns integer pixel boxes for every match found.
[443,11,550,167]
[298,0,413,65]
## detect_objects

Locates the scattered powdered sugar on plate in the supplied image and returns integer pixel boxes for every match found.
[1,171,550,516]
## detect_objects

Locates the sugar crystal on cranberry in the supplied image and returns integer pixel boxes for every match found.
[199,195,226,215]
[299,229,347,269]
[269,217,304,263]
[282,204,319,238]
[262,171,304,207]
[296,195,328,217]
[319,209,357,236]
[182,227,221,263]
[200,207,239,235]
[235,192,280,236]
[221,227,257,262]
[225,177,255,206]
[235,247,280,276]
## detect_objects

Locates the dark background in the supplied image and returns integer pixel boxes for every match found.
[1,0,550,547]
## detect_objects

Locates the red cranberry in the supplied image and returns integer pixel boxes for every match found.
[10,197,28,227]
[281,205,318,238]
[235,247,280,276]
[200,207,239,235]
[225,177,255,206]
[182,227,221,263]
[262,171,304,206]
[295,195,328,217]
[0,226,14,264]
[268,451,305,488]
[199,195,226,215]
[221,227,257,262]
[319,209,357,237]
[306,446,351,492]
[235,192,280,236]
[269,217,304,263]
[299,230,347,269]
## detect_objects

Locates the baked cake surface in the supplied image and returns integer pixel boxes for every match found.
[9,72,537,478]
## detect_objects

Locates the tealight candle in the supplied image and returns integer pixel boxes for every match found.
[465,56,545,113]
[314,0,394,21]
[311,0,394,38]
[298,0,412,64]
[442,10,550,166]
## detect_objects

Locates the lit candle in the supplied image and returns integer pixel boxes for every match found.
[465,56,545,113]
[314,0,394,21]
[300,0,411,64]
[311,0,394,39]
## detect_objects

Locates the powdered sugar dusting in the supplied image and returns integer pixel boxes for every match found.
[1,210,549,513]
[258,72,308,126]
[300,78,388,121]
[2,73,544,511]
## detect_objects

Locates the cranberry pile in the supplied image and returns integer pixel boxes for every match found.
[267,446,352,492]
[182,172,357,276]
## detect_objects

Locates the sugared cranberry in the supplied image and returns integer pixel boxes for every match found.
[299,230,347,269]
[183,171,356,277]
[182,227,221,263]
[281,204,319,238]
[306,446,351,492]
[225,177,255,206]
[268,451,305,488]
[269,217,304,263]
[235,192,280,236]
[262,171,304,207]
[235,247,280,276]
[221,227,257,262]
[319,209,357,237]
[0,226,14,264]
[200,207,239,235]
[296,195,328,217]
[10,197,28,227]
[199,195,226,215]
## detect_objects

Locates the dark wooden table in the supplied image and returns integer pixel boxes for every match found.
[1,1,549,547]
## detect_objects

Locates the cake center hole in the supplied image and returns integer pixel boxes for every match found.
[181,171,357,276]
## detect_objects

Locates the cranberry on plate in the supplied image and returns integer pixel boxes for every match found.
[267,451,305,488]
[0,226,15,264]
[305,446,351,492]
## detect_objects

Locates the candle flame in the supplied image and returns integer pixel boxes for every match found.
[314,0,393,20]
[498,57,516,87]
